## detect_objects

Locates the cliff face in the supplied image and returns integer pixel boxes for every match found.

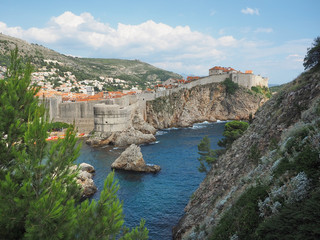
[172,71,320,239]
[146,83,266,129]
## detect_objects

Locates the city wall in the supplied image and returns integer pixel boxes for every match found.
[45,72,268,134]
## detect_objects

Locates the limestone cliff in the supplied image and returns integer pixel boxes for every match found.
[146,83,266,129]
[172,71,320,239]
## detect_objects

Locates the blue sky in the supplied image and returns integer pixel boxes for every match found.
[1,0,319,84]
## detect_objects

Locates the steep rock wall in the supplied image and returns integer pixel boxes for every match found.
[172,71,320,239]
[146,83,265,129]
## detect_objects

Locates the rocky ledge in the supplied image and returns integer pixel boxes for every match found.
[111,144,161,173]
[71,163,97,198]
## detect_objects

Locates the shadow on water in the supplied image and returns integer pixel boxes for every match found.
[77,121,226,240]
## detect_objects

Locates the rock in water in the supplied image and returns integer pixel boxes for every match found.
[79,162,95,173]
[111,144,161,173]
[113,127,156,147]
[72,163,97,197]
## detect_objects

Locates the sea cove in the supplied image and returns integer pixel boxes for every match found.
[77,121,226,239]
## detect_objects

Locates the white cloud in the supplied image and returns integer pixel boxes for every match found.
[0,11,240,63]
[241,7,259,15]
[0,11,312,84]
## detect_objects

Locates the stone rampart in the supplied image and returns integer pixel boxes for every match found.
[45,70,268,134]
[93,104,131,133]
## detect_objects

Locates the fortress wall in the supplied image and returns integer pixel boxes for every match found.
[93,104,131,133]
[44,70,268,134]
[232,73,269,89]
[251,75,268,88]
[55,118,94,133]
[59,100,108,119]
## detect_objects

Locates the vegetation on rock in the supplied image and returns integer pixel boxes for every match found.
[0,34,181,90]
[222,78,239,94]
[197,121,249,173]
[174,39,320,240]
[217,120,249,149]
[251,86,272,98]
[0,48,148,239]
[304,36,320,71]
[197,136,218,174]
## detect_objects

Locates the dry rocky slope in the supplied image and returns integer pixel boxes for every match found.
[146,83,266,129]
[172,70,320,239]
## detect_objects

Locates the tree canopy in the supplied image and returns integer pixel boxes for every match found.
[197,136,217,173]
[0,48,148,239]
[218,120,249,149]
[303,36,320,70]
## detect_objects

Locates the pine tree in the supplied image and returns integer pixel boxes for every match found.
[197,136,217,173]
[0,48,148,239]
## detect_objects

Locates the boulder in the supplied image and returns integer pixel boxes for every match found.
[113,127,156,147]
[79,162,95,173]
[72,163,97,198]
[111,144,160,173]
[132,110,157,135]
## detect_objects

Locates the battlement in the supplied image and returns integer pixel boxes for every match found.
[208,66,268,88]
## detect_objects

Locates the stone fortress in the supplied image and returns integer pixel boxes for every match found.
[47,66,268,134]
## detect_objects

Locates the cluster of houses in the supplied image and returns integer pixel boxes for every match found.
[31,64,130,95]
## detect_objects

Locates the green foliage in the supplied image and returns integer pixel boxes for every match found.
[249,143,261,165]
[218,121,249,149]
[303,36,320,70]
[251,86,272,98]
[256,188,320,240]
[0,49,148,239]
[197,136,218,173]
[222,78,239,94]
[269,84,285,93]
[210,184,268,240]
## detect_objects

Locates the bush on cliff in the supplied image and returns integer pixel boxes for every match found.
[0,48,148,239]
[303,36,320,71]
[197,121,248,173]
[222,78,239,94]
[218,120,249,149]
[197,136,218,173]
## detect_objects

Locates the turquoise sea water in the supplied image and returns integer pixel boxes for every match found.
[77,121,226,240]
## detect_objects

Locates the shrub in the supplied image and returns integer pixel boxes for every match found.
[218,121,249,149]
[222,78,239,94]
[210,184,268,240]
[256,188,320,240]
[249,143,261,165]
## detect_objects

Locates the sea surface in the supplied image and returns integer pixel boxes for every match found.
[76,121,226,240]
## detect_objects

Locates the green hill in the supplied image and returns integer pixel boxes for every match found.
[0,33,181,89]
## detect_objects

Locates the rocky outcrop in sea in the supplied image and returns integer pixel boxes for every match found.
[111,144,161,173]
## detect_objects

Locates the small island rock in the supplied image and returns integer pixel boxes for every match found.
[111,144,160,173]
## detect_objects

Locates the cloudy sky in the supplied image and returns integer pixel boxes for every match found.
[1,0,319,84]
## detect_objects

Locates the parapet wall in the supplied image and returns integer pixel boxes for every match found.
[45,94,139,133]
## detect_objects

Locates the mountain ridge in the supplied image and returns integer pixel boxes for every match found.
[0,33,181,87]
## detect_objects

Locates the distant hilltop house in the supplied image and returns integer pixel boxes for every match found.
[209,66,268,88]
